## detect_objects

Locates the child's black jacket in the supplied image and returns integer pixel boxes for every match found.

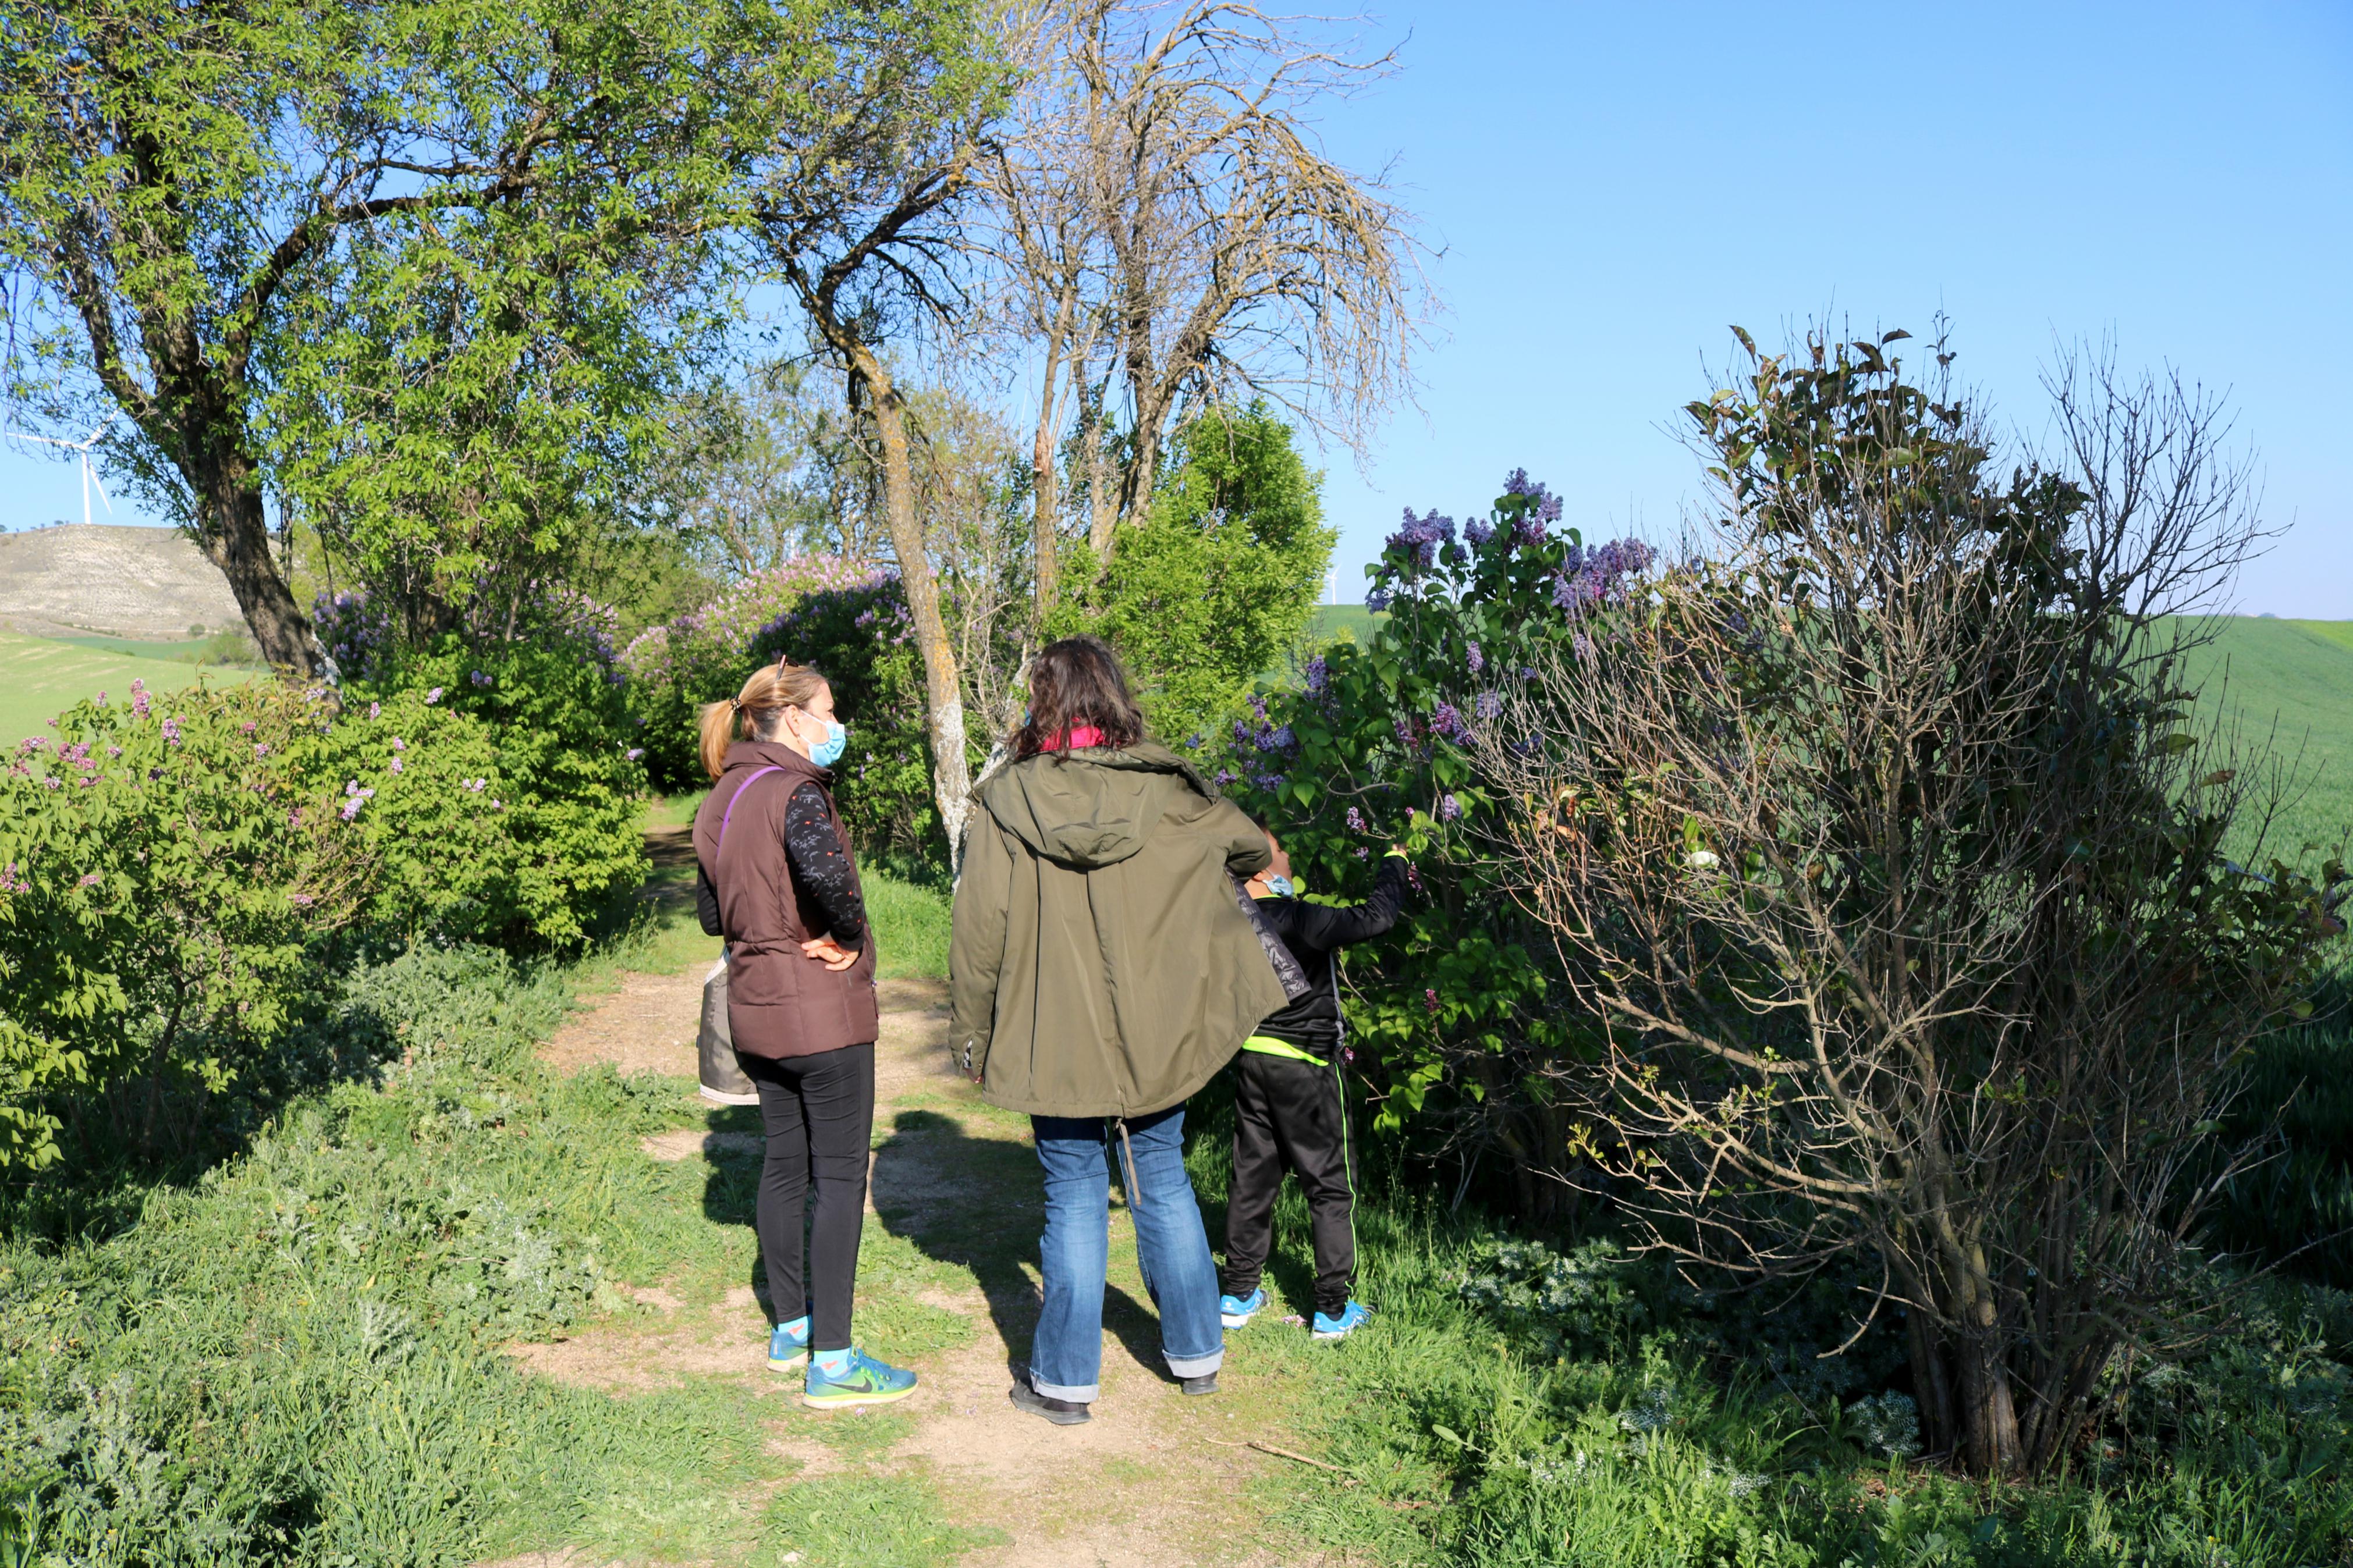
[1252,854,1408,1056]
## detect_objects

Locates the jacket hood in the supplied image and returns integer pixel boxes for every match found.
[977,741,1204,870]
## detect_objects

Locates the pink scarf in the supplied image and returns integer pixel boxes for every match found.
[1036,724,1106,753]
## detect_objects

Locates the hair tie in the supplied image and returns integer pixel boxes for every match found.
[728,696,743,712]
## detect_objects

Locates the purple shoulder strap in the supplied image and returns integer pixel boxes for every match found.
[716,765,787,855]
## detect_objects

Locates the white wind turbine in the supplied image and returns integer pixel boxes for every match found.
[6,415,113,528]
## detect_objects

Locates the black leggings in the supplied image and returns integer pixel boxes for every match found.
[741,1042,875,1352]
[1221,1050,1357,1315]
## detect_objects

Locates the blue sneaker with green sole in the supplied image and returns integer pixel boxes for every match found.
[1312,1301,1372,1341]
[768,1318,810,1373]
[1219,1287,1267,1329]
[803,1348,918,1409]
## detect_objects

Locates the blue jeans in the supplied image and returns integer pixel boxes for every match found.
[1027,1104,1225,1402]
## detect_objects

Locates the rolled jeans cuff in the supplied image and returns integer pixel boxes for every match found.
[1031,1374,1100,1403]
[1165,1346,1223,1379]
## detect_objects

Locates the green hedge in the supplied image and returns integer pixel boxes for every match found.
[0,647,647,1172]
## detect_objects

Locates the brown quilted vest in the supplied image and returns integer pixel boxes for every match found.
[691,739,879,1059]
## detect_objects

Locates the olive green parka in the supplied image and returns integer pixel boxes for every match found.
[948,741,1284,1118]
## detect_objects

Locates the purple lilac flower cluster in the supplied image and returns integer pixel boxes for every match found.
[1230,695,1298,773]
[1550,538,1657,616]
[340,781,375,821]
[1365,509,1458,611]
[314,582,623,683]
[1393,507,1455,570]
[623,559,899,684]
[312,590,400,681]
[751,575,912,667]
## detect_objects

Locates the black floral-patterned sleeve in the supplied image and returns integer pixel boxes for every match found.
[782,781,867,950]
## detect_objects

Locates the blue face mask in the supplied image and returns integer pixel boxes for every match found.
[808,716,847,769]
[1264,874,1296,898]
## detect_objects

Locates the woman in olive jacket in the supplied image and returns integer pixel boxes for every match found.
[950,636,1286,1425]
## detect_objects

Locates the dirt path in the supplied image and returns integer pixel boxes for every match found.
[507,940,1330,1568]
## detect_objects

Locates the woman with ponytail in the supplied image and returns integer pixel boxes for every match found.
[691,660,917,1409]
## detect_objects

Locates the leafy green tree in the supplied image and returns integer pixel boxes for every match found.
[0,0,766,671]
[1059,403,1333,745]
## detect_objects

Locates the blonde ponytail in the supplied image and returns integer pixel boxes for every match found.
[698,659,831,779]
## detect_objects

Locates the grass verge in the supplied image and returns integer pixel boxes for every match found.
[0,877,982,1567]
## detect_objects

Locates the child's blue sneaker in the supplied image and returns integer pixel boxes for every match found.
[1311,1301,1372,1341]
[768,1318,809,1372]
[803,1348,918,1409]
[1219,1287,1268,1329]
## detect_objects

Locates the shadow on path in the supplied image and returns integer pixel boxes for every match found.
[871,1107,1174,1383]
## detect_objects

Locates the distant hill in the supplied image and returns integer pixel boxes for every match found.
[0,523,240,641]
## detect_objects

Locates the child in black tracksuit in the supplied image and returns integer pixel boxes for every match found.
[1220,830,1407,1339]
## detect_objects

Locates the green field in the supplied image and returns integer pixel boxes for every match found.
[0,629,255,743]
[2176,617,2353,858]
[1307,602,1383,647]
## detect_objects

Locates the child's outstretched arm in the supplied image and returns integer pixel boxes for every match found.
[1290,849,1410,953]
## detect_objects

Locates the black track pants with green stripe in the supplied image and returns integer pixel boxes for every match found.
[1221,1048,1355,1315]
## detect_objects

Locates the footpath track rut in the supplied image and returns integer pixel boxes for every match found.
[495,937,1329,1568]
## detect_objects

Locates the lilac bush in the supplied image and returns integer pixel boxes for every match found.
[1230,471,1653,1212]
[620,559,938,861]
[621,557,886,679]
[314,584,621,687]
[620,559,888,791]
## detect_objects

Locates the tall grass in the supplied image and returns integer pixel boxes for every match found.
[0,880,984,1567]
[1182,1076,2353,1567]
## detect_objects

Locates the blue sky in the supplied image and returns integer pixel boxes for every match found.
[5,1,2346,616]
[1305,0,2352,613]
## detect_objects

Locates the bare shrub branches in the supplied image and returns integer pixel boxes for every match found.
[1471,328,2345,1476]
[984,0,1432,554]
